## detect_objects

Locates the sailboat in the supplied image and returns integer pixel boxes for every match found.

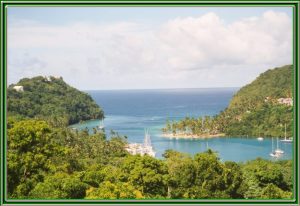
[143,129,156,157]
[270,137,281,158]
[257,137,264,141]
[257,129,264,141]
[97,119,105,129]
[280,124,293,143]
[275,137,284,154]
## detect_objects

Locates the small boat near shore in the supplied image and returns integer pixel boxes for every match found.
[257,137,264,141]
[270,137,282,158]
[275,137,284,154]
[281,137,293,143]
[97,119,105,129]
[270,151,281,158]
[257,129,264,141]
[280,124,293,143]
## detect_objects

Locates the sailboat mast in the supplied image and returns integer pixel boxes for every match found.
[276,137,279,149]
[271,137,274,152]
[285,124,287,140]
[144,129,151,147]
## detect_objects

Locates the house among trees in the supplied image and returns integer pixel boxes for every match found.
[277,98,293,106]
[44,76,62,82]
[13,85,24,92]
[45,76,52,82]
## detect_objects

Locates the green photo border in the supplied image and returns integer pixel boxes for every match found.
[0,0,299,205]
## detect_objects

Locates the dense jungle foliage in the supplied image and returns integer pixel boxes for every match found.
[163,65,293,137]
[7,76,104,125]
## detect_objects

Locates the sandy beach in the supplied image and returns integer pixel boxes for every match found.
[161,132,226,139]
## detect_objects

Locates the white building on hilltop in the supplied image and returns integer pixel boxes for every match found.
[45,76,52,82]
[44,76,62,82]
[13,85,24,92]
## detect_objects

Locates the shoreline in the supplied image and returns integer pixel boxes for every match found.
[161,133,226,139]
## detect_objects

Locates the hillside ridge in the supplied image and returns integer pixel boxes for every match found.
[7,75,104,125]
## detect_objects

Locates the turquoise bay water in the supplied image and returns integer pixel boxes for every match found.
[72,88,293,162]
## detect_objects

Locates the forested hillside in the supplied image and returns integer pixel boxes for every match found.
[163,65,293,137]
[7,76,104,125]
[217,65,293,137]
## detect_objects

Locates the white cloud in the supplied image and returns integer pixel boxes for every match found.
[8,10,292,89]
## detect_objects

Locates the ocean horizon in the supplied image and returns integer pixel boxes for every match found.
[84,86,240,92]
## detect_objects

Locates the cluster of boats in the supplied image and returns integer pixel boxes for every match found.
[256,124,293,158]
[96,120,156,157]
[125,130,156,157]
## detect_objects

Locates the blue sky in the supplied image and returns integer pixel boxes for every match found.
[7,7,293,90]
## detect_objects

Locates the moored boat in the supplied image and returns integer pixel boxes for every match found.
[98,119,105,129]
[257,129,264,141]
[275,137,284,154]
[270,137,282,158]
[257,137,264,141]
[280,124,293,143]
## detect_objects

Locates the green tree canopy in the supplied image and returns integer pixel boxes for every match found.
[7,120,62,197]
[7,76,104,125]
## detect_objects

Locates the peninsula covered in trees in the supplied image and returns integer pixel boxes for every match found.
[162,65,293,138]
[7,73,293,199]
[7,76,104,125]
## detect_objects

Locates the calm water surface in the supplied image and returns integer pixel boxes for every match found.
[72,88,293,162]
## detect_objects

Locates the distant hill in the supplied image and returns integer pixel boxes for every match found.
[7,76,104,125]
[216,65,293,137]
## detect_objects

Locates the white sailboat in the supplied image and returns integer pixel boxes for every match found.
[257,137,264,141]
[143,129,156,157]
[98,119,104,129]
[280,124,293,143]
[275,137,284,154]
[257,129,264,141]
[270,137,281,158]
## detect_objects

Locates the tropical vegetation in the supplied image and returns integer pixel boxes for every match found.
[7,76,104,125]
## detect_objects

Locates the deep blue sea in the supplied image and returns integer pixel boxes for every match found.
[72,88,293,162]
